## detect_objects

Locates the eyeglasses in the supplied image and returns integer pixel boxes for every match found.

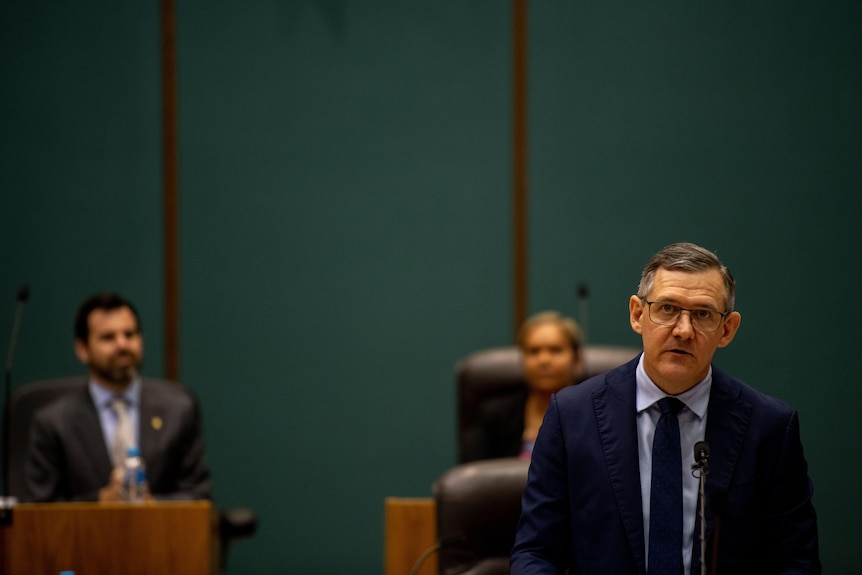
[641,299,730,332]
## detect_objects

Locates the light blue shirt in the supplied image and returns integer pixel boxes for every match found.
[636,355,710,575]
[88,377,142,459]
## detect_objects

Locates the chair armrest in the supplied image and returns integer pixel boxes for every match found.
[220,506,258,540]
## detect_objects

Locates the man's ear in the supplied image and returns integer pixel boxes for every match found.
[717,311,742,348]
[629,295,645,335]
[74,339,90,365]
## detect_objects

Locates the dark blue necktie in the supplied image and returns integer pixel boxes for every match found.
[648,396,685,575]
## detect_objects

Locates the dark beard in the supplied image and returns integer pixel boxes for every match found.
[91,361,140,387]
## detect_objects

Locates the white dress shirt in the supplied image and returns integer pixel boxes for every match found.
[88,377,142,461]
[636,355,710,575]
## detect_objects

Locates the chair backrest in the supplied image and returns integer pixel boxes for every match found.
[442,344,641,574]
[455,344,641,463]
[433,457,530,575]
[4,377,86,500]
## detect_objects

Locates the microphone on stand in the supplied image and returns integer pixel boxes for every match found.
[691,440,710,575]
[2,284,30,524]
[576,283,589,343]
[693,441,710,473]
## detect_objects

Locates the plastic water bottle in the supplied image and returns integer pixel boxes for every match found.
[121,446,148,502]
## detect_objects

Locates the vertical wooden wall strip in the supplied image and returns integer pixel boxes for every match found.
[162,0,180,380]
[512,0,528,336]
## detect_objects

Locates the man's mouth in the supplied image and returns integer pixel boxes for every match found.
[667,348,692,356]
[113,353,134,364]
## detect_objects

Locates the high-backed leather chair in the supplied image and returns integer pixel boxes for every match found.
[434,457,530,575]
[4,377,257,571]
[456,344,641,463]
[436,344,641,575]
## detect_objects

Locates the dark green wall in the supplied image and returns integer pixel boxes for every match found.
[1,2,165,378]
[2,2,860,573]
[527,6,862,572]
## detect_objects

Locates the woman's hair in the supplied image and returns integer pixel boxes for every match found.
[517,311,582,352]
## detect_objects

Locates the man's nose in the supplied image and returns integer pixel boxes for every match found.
[673,310,696,338]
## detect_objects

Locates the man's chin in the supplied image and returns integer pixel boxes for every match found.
[95,367,138,388]
[654,361,707,393]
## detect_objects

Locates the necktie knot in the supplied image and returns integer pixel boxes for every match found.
[110,396,128,413]
[658,396,685,416]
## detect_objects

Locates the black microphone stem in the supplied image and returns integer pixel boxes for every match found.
[2,285,29,518]
[691,441,710,575]
[697,466,707,574]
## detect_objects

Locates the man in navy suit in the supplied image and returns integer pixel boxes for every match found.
[26,292,211,502]
[511,242,819,574]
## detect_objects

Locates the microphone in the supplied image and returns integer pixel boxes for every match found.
[693,440,710,473]
[2,284,30,524]
[4,284,30,375]
[576,282,589,343]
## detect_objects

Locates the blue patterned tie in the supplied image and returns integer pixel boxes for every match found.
[648,397,685,575]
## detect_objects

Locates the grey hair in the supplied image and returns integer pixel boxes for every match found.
[637,242,736,312]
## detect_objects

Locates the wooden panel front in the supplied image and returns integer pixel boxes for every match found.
[1,501,214,575]
[384,497,437,575]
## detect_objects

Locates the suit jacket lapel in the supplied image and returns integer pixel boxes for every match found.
[691,368,751,574]
[139,380,160,476]
[71,387,114,485]
[594,363,647,575]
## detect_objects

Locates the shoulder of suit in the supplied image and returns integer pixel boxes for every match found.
[32,382,92,420]
[565,357,636,394]
[140,377,197,403]
[711,365,796,417]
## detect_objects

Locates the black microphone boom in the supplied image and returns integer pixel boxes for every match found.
[692,440,710,575]
[2,283,30,524]
[4,284,29,374]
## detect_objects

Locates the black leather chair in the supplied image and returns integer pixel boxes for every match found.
[4,377,257,571]
[456,344,641,463]
[436,344,641,575]
[434,457,530,575]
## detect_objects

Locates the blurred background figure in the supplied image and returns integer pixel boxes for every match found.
[25,292,211,502]
[461,311,582,462]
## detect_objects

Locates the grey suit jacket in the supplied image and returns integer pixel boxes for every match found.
[511,357,820,575]
[25,377,212,502]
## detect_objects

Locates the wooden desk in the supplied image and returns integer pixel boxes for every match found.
[0,501,215,575]
[384,497,437,575]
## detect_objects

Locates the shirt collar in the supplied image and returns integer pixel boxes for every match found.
[635,354,711,419]
[89,376,142,408]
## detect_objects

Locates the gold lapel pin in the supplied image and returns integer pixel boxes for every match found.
[151,416,163,431]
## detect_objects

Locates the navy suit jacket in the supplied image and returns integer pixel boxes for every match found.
[25,377,212,502]
[511,357,820,575]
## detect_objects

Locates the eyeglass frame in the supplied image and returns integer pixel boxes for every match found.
[640,298,732,332]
